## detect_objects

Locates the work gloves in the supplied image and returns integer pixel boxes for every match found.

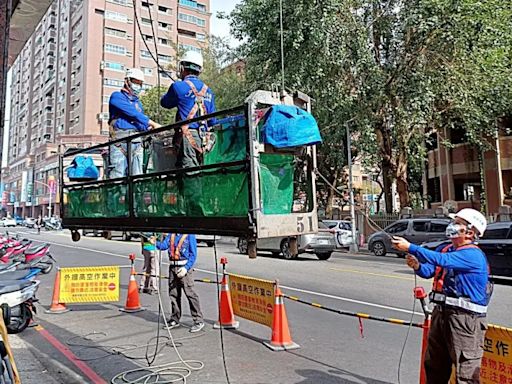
[176,267,188,278]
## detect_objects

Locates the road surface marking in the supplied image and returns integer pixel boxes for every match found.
[329,267,414,281]
[34,325,107,383]
[13,231,423,317]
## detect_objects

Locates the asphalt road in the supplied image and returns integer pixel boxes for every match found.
[7,228,512,384]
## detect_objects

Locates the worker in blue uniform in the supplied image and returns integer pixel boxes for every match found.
[160,51,216,215]
[392,208,492,384]
[157,233,204,333]
[108,68,161,178]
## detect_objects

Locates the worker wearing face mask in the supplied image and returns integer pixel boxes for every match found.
[108,68,161,178]
[392,208,492,384]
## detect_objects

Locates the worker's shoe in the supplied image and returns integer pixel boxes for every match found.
[189,322,205,333]
[166,320,180,329]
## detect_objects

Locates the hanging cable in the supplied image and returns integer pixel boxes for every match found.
[213,235,231,384]
[145,0,163,124]
[131,0,174,80]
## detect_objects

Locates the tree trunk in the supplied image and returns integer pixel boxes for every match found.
[381,160,394,213]
[325,169,339,219]
[376,118,394,213]
[396,151,410,209]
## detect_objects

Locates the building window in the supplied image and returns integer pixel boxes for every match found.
[196,33,206,41]
[179,0,206,12]
[158,5,170,14]
[178,13,206,27]
[141,1,152,7]
[158,22,171,31]
[105,43,126,55]
[103,78,124,88]
[179,44,201,53]
[143,34,154,42]
[141,17,151,25]
[158,38,171,46]
[142,67,153,75]
[140,50,152,59]
[105,27,126,38]
[157,54,172,62]
[104,61,125,72]
[105,11,128,23]
[107,0,128,5]
[103,95,110,103]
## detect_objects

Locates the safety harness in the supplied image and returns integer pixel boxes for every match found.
[178,80,211,155]
[430,243,492,314]
[170,234,188,264]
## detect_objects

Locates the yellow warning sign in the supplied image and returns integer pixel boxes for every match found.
[59,266,120,303]
[229,274,275,328]
[450,325,512,383]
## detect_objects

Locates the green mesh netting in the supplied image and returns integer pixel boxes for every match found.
[259,153,294,215]
[65,184,129,218]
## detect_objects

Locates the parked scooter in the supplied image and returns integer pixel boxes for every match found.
[0,277,39,333]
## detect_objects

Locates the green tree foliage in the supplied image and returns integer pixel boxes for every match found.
[229,0,512,212]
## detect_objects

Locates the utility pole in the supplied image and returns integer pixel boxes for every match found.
[346,123,359,253]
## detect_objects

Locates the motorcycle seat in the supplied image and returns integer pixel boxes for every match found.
[0,280,32,294]
[0,270,31,281]
[24,244,47,255]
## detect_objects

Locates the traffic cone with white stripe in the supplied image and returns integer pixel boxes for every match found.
[214,273,239,329]
[46,268,69,314]
[120,258,145,313]
[264,285,299,351]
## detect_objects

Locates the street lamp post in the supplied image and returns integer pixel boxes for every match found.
[346,122,359,253]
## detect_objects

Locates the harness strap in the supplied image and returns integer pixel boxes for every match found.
[170,234,188,261]
[179,80,210,155]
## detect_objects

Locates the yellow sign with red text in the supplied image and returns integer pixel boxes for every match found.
[59,266,120,303]
[450,325,512,383]
[229,274,275,328]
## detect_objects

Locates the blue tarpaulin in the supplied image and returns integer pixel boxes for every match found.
[67,156,100,181]
[261,105,322,148]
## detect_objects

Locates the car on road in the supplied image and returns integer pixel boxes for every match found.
[196,235,221,247]
[322,219,359,249]
[0,217,17,227]
[82,229,103,237]
[14,215,23,226]
[23,217,36,228]
[368,218,450,257]
[103,230,140,241]
[422,221,512,278]
[237,222,336,260]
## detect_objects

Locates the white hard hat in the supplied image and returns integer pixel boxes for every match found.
[449,208,487,236]
[125,68,145,82]
[180,50,203,71]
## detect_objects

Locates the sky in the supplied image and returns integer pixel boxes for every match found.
[210,0,241,44]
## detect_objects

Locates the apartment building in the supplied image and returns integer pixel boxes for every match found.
[2,0,210,218]
[424,120,512,215]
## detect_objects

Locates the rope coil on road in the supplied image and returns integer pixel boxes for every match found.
[284,294,425,328]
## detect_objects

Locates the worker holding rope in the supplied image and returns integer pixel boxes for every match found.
[392,208,492,384]
[157,233,205,333]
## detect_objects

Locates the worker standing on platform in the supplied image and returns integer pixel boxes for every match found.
[392,208,492,384]
[156,233,204,333]
[160,51,216,169]
[108,68,161,178]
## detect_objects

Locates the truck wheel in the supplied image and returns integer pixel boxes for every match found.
[71,230,81,242]
[316,252,332,260]
[237,238,248,254]
[280,239,296,260]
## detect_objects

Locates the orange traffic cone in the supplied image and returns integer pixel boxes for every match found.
[119,266,145,313]
[214,274,239,329]
[263,286,299,351]
[45,269,69,314]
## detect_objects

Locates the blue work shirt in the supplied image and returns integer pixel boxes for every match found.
[156,233,197,271]
[160,75,216,129]
[109,89,150,132]
[408,243,490,306]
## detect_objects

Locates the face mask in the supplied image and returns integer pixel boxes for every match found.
[129,80,142,96]
[445,223,466,239]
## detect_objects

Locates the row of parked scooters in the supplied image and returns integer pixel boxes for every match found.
[0,233,55,334]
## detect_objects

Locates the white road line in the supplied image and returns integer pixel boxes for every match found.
[13,231,422,317]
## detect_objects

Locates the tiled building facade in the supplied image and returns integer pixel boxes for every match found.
[2,0,210,218]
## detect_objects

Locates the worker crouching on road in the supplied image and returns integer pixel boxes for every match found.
[392,208,492,384]
[108,68,161,178]
[156,233,204,333]
[139,233,160,295]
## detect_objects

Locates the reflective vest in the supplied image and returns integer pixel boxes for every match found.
[432,243,492,314]
[170,234,188,261]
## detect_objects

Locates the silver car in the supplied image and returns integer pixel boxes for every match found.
[237,222,336,260]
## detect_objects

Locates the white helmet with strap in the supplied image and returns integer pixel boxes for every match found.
[125,68,145,82]
[180,51,203,73]
[449,208,487,236]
